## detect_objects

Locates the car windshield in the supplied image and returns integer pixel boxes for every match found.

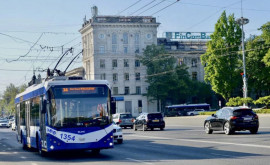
[233,109,255,116]
[0,120,8,123]
[148,113,163,119]
[48,85,110,128]
[120,114,132,119]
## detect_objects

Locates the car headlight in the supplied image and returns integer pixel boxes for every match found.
[117,128,122,132]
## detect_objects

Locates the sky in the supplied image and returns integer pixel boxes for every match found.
[0,0,269,95]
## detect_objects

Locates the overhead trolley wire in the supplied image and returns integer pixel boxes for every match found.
[117,0,143,15]
[151,0,180,15]
[137,0,166,15]
[129,0,157,15]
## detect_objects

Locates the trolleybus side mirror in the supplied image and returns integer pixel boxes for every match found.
[41,100,47,113]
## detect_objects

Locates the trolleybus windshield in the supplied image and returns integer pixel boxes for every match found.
[48,85,110,128]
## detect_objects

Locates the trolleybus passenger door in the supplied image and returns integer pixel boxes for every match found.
[39,97,47,149]
[25,101,31,147]
[16,104,21,141]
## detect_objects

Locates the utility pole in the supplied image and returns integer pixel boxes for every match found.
[236,0,249,105]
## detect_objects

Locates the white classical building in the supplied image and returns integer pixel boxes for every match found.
[79,7,160,116]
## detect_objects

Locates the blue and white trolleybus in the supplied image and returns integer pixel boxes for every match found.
[15,76,114,155]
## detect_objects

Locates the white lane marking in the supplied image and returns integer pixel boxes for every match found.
[166,125,202,127]
[211,153,233,157]
[167,125,270,129]
[127,134,270,149]
[0,152,11,155]
[13,152,18,154]
[31,163,38,165]
[126,158,153,165]
[20,156,27,159]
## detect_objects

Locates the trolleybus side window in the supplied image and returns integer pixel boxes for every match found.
[20,101,26,125]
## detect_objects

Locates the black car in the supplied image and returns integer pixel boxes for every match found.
[204,107,259,135]
[133,113,165,131]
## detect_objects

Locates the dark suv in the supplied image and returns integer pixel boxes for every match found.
[204,107,259,135]
[134,113,165,131]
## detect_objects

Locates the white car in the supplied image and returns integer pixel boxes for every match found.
[0,119,10,128]
[187,109,205,116]
[113,122,123,144]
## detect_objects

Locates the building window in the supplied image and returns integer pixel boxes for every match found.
[135,60,140,67]
[112,59,117,68]
[178,58,184,65]
[124,87,130,95]
[112,45,117,53]
[113,87,118,95]
[100,73,106,80]
[124,59,129,67]
[136,86,141,95]
[124,73,129,81]
[192,58,197,67]
[135,46,139,53]
[135,33,140,45]
[138,100,142,107]
[135,72,140,80]
[112,33,117,44]
[123,33,128,44]
[192,72,197,80]
[99,46,105,54]
[124,46,128,54]
[113,73,118,81]
[100,59,105,68]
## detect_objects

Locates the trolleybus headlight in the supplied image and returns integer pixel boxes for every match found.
[50,145,54,150]
[109,143,113,146]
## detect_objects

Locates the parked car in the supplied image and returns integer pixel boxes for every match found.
[0,119,10,128]
[113,113,134,129]
[112,122,123,144]
[187,109,205,116]
[204,106,259,135]
[133,112,165,131]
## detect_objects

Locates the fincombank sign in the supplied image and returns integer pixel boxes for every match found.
[165,32,211,40]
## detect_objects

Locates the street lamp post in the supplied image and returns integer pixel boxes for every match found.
[236,17,249,101]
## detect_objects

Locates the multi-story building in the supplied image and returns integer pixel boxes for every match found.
[157,38,207,82]
[79,7,160,116]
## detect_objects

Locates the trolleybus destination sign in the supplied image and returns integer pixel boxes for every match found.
[165,32,211,40]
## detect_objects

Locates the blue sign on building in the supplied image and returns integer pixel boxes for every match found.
[165,32,211,40]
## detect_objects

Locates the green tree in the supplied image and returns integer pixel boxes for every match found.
[226,97,253,106]
[254,96,270,109]
[261,22,270,66]
[0,83,27,116]
[139,44,176,111]
[140,44,215,110]
[246,33,270,96]
[201,11,242,101]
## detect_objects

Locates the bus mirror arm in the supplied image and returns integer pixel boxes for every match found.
[41,100,47,113]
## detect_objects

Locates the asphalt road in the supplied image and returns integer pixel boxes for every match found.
[1,114,270,165]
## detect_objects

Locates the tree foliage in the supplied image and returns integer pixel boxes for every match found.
[0,84,27,116]
[139,44,214,111]
[201,11,242,101]
[260,22,270,66]
[246,28,270,96]
[226,97,253,106]
[254,96,270,109]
